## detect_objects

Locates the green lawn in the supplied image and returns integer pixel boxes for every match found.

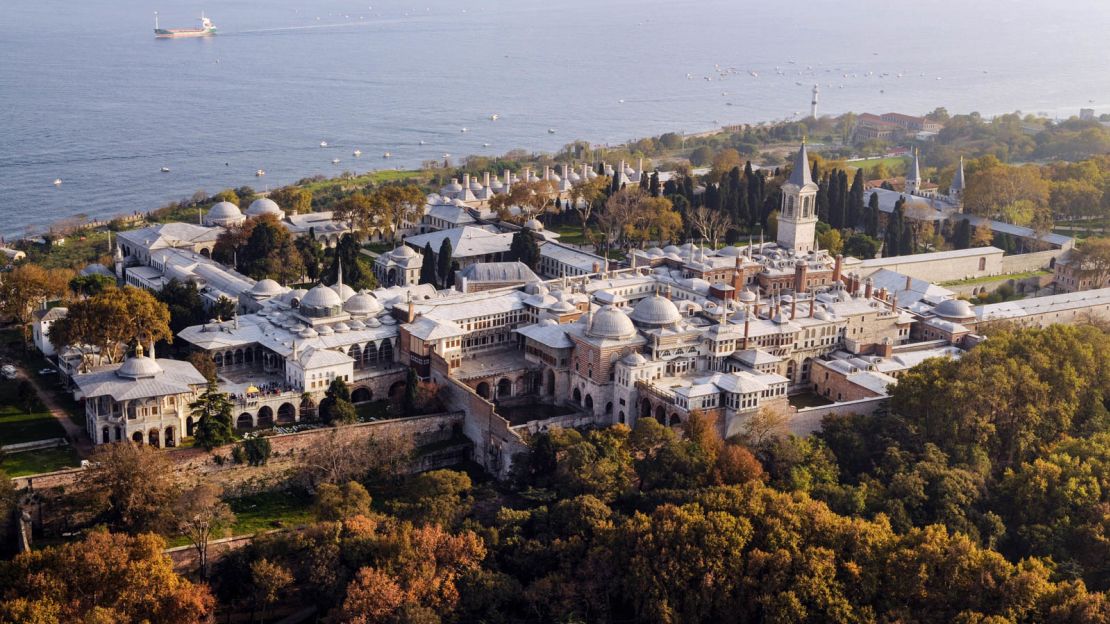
[298,168,429,195]
[0,446,80,477]
[0,382,64,446]
[227,490,315,535]
[939,269,1050,287]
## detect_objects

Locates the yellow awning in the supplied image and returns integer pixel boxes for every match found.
[245,386,260,394]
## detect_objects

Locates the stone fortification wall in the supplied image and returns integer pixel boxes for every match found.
[790,397,888,436]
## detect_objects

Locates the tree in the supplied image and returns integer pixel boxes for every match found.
[320,377,355,424]
[297,427,412,486]
[189,380,236,450]
[68,273,115,298]
[971,220,995,247]
[507,231,541,270]
[866,191,881,238]
[0,264,71,343]
[269,186,312,215]
[419,242,438,286]
[567,175,609,237]
[843,232,881,259]
[50,286,172,367]
[250,558,293,623]
[437,238,454,288]
[324,234,373,290]
[314,481,373,521]
[371,184,426,243]
[689,146,714,166]
[186,351,217,383]
[0,530,214,623]
[78,442,178,533]
[1068,237,1110,288]
[157,278,207,334]
[817,227,843,255]
[0,471,15,553]
[295,234,325,281]
[962,164,1051,224]
[688,205,733,249]
[334,192,377,239]
[214,188,240,206]
[173,482,235,578]
[240,213,305,283]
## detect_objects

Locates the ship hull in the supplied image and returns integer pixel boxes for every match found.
[154,28,216,38]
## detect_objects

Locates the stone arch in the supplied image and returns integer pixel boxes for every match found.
[164,426,176,447]
[584,394,594,411]
[234,349,244,365]
[277,402,297,424]
[351,387,373,403]
[786,360,797,382]
[641,398,652,419]
[545,369,555,395]
[619,411,626,424]
[349,344,363,367]
[605,401,613,415]
[132,431,143,443]
[237,413,254,429]
[200,248,211,258]
[655,405,666,423]
[497,377,512,398]
[148,428,160,448]
[669,413,681,427]
[257,406,274,428]
[476,382,490,399]
[365,341,378,366]
[186,416,195,437]
[389,381,407,406]
[379,339,393,364]
[387,268,398,286]
[101,426,110,444]
[214,352,224,367]
[572,388,582,404]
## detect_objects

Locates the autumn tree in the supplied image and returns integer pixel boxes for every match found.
[1068,237,1110,289]
[50,286,172,367]
[269,186,313,215]
[371,184,426,243]
[78,442,178,533]
[0,264,71,343]
[962,163,1051,227]
[173,482,235,578]
[0,530,213,623]
[314,481,374,521]
[567,175,609,237]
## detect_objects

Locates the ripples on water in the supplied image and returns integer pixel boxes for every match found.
[2,0,1108,237]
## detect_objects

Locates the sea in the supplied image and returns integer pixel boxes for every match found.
[2,0,1109,238]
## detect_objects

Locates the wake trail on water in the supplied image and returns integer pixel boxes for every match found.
[228,17,417,36]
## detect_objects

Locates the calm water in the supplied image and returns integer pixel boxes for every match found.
[3,0,1109,238]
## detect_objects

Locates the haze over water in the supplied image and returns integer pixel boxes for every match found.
[2,0,1109,238]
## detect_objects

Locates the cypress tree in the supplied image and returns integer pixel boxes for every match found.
[838,170,850,231]
[639,171,649,191]
[849,169,865,229]
[419,242,437,285]
[866,192,881,238]
[885,197,906,256]
[817,175,831,224]
[954,218,971,249]
[649,171,661,197]
[437,238,453,289]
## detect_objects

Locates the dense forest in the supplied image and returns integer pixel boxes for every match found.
[4,324,1110,623]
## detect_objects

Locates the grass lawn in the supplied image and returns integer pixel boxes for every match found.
[0,446,80,477]
[847,155,909,175]
[362,241,393,254]
[22,230,114,270]
[228,490,315,536]
[551,225,594,247]
[299,169,429,195]
[0,382,65,446]
[939,269,1050,287]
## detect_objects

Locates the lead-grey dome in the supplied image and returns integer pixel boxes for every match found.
[934,298,975,320]
[630,294,681,327]
[246,197,283,217]
[344,292,382,316]
[588,305,637,340]
[300,284,342,310]
[250,279,283,297]
[208,201,243,219]
[117,355,164,380]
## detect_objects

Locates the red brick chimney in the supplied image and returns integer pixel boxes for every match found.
[833,254,843,284]
[794,260,807,294]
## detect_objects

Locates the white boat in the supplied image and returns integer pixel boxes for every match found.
[461,127,468,133]
[255,169,266,177]
[331,158,340,164]
[419,140,426,145]
[319,141,328,148]
[53,178,62,186]
[383,152,391,158]
[353,149,362,157]
[618,99,625,103]
[482,143,491,147]
[489,114,499,121]
[160,167,170,173]
[547,128,556,134]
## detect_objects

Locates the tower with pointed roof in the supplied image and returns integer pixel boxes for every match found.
[777,140,819,254]
[905,148,922,195]
[949,156,965,207]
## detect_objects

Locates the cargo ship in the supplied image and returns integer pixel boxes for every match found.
[154,12,217,38]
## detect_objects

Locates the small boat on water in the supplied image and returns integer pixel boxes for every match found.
[419,140,426,145]
[489,114,499,121]
[255,169,266,177]
[53,178,62,186]
[320,141,328,148]
[460,127,468,133]
[353,149,362,157]
[154,12,217,38]
[160,167,171,173]
[383,152,391,158]
[547,128,556,134]
[331,158,340,164]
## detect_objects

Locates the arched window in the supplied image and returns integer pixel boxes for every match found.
[572,388,582,404]
[379,339,393,364]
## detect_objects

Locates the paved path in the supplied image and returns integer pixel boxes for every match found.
[19,369,93,458]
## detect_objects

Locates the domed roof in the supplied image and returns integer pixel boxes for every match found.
[300,284,342,309]
[489,177,504,190]
[739,289,757,303]
[469,179,484,191]
[631,294,681,326]
[331,322,349,333]
[392,245,417,258]
[348,319,366,329]
[246,197,282,217]
[331,282,357,302]
[662,245,680,255]
[718,245,742,256]
[646,247,664,257]
[588,305,637,340]
[208,201,242,219]
[550,300,576,313]
[299,327,319,338]
[934,298,975,319]
[117,355,164,380]
[344,292,382,316]
[250,278,283,297]
[443,179,463,192]
[524,218,544,231]
[317,325,335,335]
[622,352,647,366]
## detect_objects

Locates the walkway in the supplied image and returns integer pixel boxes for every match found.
[19,367,93,458]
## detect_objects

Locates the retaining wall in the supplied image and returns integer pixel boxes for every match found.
[790,397,888,436]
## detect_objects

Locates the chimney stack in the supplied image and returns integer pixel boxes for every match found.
[833,254,843,284]
[790,296,797,320]
[743,306,751,350]
[865,278,873,299]
[483,171,490,188]
[794,260,808,294]
[407,300,416,323]
[543,165,551,181]
[905,275,912,292]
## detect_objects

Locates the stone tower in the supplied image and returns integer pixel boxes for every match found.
[905,148,922,195]
[777,140,819,254]
[949,155,965,207]
[810,84,819,119]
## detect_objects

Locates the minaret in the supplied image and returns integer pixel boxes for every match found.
[810,84,819,119]
[114,244,124,282]
[906,148,921,195]
[950,156,966,206]
[776,140,819,254]
[336,259,344,292]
